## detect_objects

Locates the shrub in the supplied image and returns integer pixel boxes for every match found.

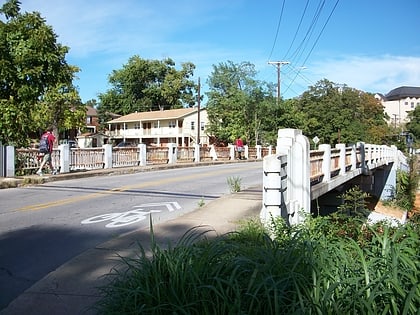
[96,216,420,314]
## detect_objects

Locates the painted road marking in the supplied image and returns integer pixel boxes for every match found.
[138,201,181,212]
[81,201,181,228]
[15,165,260,212]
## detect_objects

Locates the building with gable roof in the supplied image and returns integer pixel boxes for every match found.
[106,107,209,146]
[376,86,420,126]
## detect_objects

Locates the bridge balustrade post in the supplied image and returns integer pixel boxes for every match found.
[256,145,262,159]
[276,129,310,225]
[260,154,288,224]
[336,143,346,175]
[5,145,15,177]
[138,143,147,166]
[59,144,70,173]
[372,145,378,164]
[357,142,369,175]
[194,144,200,162]
[319,144,331,182]
[167,143,177,164]
[366,143,373,168]
[209,145,218,160]
[103,144,113,169]
[229,144,235,160]
[244,145,249,160]
[351,144,357,170]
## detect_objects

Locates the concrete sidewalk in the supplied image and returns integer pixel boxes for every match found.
[0,176,262,314]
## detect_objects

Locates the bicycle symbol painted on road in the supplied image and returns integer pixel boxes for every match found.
[81,202,181,228]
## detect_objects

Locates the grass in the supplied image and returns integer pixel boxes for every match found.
[95,215,420,314]
[227,176,241,193]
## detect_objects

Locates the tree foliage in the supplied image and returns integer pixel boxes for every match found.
[97,56,197,117]
[296,79,390,145]
[406,105,420,145]
[0,0,83,146]
[206,68,391,147]
[206,61,289,145]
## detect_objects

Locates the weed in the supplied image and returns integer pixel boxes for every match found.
[96,214,420,314]
[198,197,205,207]
[227,176,241,193]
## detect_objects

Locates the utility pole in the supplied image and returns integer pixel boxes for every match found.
[268,61,289,102]
[197,77,201,145]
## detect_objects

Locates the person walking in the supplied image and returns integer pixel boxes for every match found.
[235,136,244,160]
[36,126,57,176]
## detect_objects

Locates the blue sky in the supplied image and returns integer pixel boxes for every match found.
[14,0,420,103]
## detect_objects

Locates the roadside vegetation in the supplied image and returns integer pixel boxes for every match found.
[96,213,419,314]
[96,168,420,314]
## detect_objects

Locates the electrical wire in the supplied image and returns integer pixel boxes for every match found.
[282,0,310,61]
[282,0,341,96]
[267,0,286,62]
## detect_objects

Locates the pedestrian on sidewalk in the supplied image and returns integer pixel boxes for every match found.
[36,126,57,176]
[235,136,244,160]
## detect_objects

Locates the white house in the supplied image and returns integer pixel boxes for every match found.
[376,86,420,126]
[106,107,209,146]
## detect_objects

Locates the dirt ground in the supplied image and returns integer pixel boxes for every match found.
[372,190,420,220]
[409,190,420,219]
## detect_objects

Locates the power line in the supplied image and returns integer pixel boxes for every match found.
[282,0,310,60]
[300,0,340,66]
[282,0,341,96]
[267,0,286,62]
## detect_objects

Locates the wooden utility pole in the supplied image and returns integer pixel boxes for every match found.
[268,61,290,103]
[197,77,201,145]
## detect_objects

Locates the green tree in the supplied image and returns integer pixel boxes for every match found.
[97,56,197,116]
[0,0,82,146]
[206,61,285,145]
[406,105,420,146]
[296,79,389,145]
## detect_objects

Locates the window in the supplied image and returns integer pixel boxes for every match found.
[201,122,205,131]
[154,122,159,128]
[191,121,195,130]
[134,122,141,129]
[169,120,176,128]
[411,102,415,109]
[86,116,92,124]
[405,101,409,106]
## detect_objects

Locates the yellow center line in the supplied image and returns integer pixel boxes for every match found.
[17,165,260,212]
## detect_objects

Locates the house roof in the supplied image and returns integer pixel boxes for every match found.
[107,107,200,123]
[86,106,97,116]
[385,86,420,101]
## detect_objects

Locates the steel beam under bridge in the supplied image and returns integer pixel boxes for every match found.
[260,129,409,225]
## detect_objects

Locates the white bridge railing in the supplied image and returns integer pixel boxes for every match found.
[260,129,408,225]
[6,143,273,177]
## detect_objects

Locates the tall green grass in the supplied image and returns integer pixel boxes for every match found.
[96,216,420,314]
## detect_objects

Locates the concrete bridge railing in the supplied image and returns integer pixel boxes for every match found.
[260,129,409,225]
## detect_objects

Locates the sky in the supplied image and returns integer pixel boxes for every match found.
[9,0,420,103]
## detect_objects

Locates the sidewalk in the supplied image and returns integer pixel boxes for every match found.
[0,166,263,314]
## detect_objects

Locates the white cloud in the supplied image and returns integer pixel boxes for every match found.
[310,55,420,94]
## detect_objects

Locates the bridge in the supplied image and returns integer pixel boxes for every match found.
[260,129,409,225]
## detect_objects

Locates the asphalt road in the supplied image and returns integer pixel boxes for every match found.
[0,162,262,310]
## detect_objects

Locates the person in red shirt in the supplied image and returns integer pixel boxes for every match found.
[235,137,244,160]
[36,126,57,175]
